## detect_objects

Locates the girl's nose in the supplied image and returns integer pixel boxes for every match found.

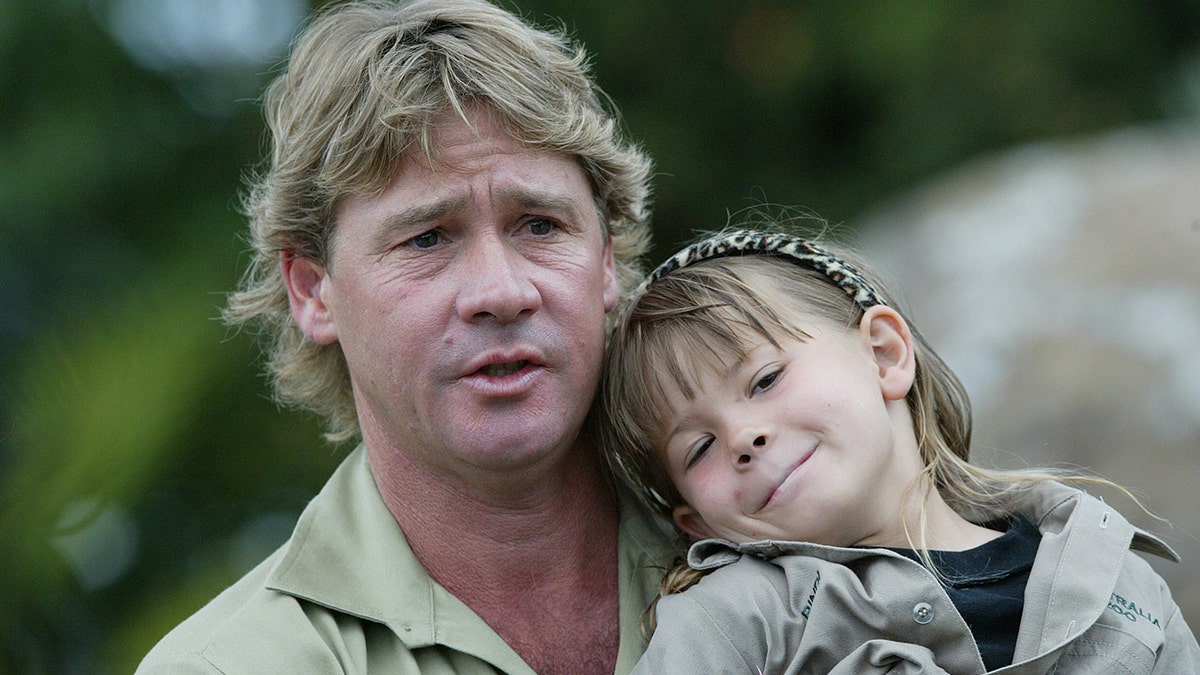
[733,431,768,467]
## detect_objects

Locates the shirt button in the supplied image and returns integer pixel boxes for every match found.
[912,602,935,624]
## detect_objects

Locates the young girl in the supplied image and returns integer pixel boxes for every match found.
[598,227,1200,673]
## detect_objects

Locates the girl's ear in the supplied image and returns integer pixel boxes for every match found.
[860,305,916,401]
[673,504,717,541]
[281,252,339,345]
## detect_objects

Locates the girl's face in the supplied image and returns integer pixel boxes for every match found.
[661,306,923,548]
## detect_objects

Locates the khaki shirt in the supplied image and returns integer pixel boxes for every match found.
[138,447,674,674]
[634,482,1200,674]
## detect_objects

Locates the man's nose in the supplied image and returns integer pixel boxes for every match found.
[454,234,542,323]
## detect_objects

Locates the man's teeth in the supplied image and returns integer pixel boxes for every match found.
[480,360,528,377]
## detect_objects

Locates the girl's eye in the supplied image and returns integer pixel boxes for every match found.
[686,437,714,469]
[527,218,556,236]
[408,231,441,249]
[751,370,780,395]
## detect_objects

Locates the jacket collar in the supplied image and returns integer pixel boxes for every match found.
[687,481,1177,569]
[686,481,1180,665]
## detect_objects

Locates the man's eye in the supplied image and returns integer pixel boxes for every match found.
[751,370,780,395]
[527,218,556,236]
[409,231,441,249]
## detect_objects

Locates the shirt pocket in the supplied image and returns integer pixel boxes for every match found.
[1051,622,1160,674]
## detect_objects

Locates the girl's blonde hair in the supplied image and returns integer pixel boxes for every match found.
[596,227,1133,630]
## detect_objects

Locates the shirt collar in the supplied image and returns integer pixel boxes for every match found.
[265,447,529,669]
[265,445,674,669]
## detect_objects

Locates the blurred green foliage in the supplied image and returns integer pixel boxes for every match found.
[1,0,1197,672]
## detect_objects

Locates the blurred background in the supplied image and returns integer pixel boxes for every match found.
[2,0,1198,671]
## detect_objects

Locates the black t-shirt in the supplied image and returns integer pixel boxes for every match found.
[889,515,1041,671]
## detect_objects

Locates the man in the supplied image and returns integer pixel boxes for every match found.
[137,1,673,672]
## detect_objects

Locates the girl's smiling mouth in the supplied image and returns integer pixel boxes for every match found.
[759,445,817,512]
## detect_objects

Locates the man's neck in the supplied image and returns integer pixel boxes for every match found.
[366,441,623,674]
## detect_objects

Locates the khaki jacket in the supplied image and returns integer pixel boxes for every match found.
[138,447,674,674]
[635,482,1200,674]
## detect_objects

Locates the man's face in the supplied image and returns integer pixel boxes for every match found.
[285,108,619,484]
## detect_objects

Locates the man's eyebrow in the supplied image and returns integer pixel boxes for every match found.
[496,186,587,220]
[367,185,589,250]
[370,195,465,249]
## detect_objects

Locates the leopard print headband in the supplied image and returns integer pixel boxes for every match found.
[623,229,885,314]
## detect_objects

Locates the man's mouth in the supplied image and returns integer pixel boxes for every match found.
[479,360,529,377]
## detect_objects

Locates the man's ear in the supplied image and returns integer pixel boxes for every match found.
[281,252,338,345]
[673,503,717,541]
[860,305,916,401]
[602,236,619,313]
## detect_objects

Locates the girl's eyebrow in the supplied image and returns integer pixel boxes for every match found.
[661,352,755,442]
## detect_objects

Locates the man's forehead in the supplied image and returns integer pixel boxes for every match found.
[414,107,540,168]
[392,125,587,195]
